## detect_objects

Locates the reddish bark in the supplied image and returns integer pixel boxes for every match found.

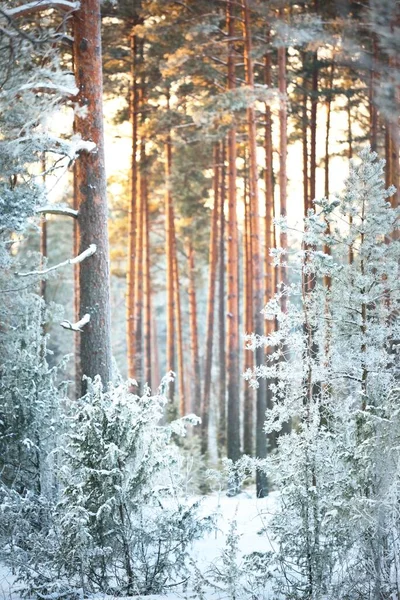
[73,0,112,391]
[126,33,139,380]
[173,235,186,415]
[218,142,227,454]
[143,168,152,388]
[310,51,318,207]
[202,144,220,455]
[165,126,175,400]
[242,0,267,493]
[226,0,241,464]
[187,240,201,418]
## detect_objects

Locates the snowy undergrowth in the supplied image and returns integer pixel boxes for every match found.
[0,489,278,600]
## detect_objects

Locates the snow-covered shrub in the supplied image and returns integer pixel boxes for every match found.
[244,148,400,599]
[7,377,212,598]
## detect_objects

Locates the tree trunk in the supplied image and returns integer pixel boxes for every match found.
[187,240,201,418]
[133,138,145,393]
[309,50,318,206]
[151,313,160,391]
[242,0,267,494]
[40,155,47,301]
[165,114,175,401]
[323,61,334,289]
[143,163,152,388]
[264,42,277,454]
[218,142,227,454]
[301,51,309,215]
[73,160,81,397]
[226,0,241,466]
[369,38,378,152]
[73,0,112,391]
[278,36,288,311]
[347,97,354,265]
[126,33,138,380]
[243,153,254,456]
[173,235,186,415]
[278,11,290,437]
[264,41,275,310]
[202,144,220,455]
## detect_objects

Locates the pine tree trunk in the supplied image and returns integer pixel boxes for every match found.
[278,34,288,312]
[301,51,309,215]
[173,235,186,415]
[309,50,318,206]
[323,61,334,289]
[218,142,227,454]
[165,122,175,401]
[264,42,277,454]
[348,98,354,265]
[242,0,267,494]
[278,12,290,437]
[369,38,378,152]
[226,0,241,466]
[187,240,201,418]
[73,0,112,391]
[133,138,145,393]
[40,155,47,301]
[202,144,220,455]
[243,155,254,456]
[151,314,160,391]
[143,164,152,388]
[73,161,81,397]
[126,33,138,380]
[264,42,275,310]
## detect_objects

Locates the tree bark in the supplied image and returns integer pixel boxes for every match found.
[174,235,186,415]
[369,38,378,152]
[348,97,354,265]
[301,51,309,216]
[309,50,318,206]
[264,41,275,311]
[187,240,201,418]
[202,144,220,455]
[264,42,277,454]
[226,0,241,466]
[243,153,254,456]
[165,122,175,401]
[143,163,152,388]
[133,141,145,392]
[73,0,112,391]
[218,142,227,454]
[242,0,267,494]
[278,35,288,312]
[126,33,138,381]
[323,61,334,289]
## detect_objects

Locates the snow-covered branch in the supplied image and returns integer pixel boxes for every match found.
[16,244,96,277]
[4,1,80,19]
[60,313,90,332]
[35,205,78,218]
[16,82,78,98]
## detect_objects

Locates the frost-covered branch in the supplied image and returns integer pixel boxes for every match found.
[16,244,96,277]
[60,313,90,332]
[35,205,78,218]
[16,82,78,98]
[3,1,80,19]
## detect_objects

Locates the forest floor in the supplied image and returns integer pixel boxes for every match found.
[0,488,278,600]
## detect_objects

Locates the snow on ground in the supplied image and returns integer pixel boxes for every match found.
[0,488,278,600]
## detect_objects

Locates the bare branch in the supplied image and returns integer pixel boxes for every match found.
[16,244,96,277]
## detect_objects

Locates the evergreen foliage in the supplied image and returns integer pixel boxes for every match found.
[243,148,400,599]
